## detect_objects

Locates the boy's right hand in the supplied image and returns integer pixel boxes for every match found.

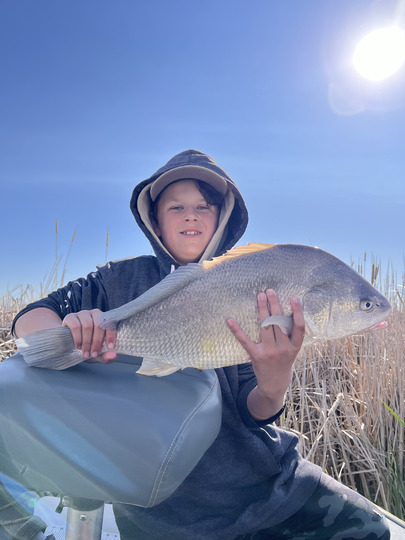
[62,309,117,363]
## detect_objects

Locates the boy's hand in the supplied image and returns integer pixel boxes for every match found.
[227,289,305,420]
[62,309,117,363]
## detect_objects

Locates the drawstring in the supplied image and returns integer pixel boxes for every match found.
[170,264,176,273]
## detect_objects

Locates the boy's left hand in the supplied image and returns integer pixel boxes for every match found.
[227,289,305,419]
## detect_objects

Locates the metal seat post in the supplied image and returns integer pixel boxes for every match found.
[61,497,104,540]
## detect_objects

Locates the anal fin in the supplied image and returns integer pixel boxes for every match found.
[136,357,181,377]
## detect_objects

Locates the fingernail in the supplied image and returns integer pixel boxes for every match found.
[258,292,266,301]
[292,297,300,305]
[91,351,99,358]
[83,351,90,358]
[107,342,115,350]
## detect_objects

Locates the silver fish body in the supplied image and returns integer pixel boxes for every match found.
[17,244,392,375]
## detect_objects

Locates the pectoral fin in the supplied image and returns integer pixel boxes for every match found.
[261,315,293,336]
[136,358,181,377]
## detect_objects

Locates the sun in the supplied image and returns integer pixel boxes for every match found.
[353,26,405,81]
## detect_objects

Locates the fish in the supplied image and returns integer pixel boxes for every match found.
[16,243,392,376]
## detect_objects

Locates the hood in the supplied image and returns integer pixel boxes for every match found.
[130,149,248,276]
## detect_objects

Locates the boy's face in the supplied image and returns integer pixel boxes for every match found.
[153,180,220,265]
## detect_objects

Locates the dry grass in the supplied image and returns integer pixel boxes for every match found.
[0,286,35,361]
[0,256,404,518]
[284,318,404,516]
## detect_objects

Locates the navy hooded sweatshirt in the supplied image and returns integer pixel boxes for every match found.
[12,150,322,539]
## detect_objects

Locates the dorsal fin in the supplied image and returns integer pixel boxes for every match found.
[203,243,275,270]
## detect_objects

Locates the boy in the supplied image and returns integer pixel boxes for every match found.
[13,150,390,539]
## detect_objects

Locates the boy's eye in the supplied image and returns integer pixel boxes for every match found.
[168,204,210,211]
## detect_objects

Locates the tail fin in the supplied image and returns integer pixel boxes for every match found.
[16,327,84,370]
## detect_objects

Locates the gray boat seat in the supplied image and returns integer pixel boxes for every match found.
[0,353,221,508]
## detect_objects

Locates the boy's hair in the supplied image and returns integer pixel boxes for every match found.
[151,179,224,224]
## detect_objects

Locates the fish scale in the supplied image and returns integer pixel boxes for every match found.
[16,244,392,376]
[114,260,263,367]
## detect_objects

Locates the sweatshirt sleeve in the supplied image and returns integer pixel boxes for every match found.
[11,269,110,336]
[236,364,285,428]
[11,256,162,337]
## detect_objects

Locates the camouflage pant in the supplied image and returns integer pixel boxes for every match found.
[237,474,391,540]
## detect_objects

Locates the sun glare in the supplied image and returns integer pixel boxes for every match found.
[353,26,405,81]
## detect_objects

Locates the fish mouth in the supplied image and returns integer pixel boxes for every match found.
[365,302,392,332]
[367,320,389,331]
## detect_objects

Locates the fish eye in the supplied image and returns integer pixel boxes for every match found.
[360,299,374,311]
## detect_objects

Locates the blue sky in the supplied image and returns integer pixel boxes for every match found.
[1,0,404,298]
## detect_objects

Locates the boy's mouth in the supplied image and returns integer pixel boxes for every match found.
[181,230,201,236]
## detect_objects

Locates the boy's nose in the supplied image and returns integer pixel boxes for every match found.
[184,207,198,220]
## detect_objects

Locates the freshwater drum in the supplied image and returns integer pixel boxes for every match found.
[16,243,392,375]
